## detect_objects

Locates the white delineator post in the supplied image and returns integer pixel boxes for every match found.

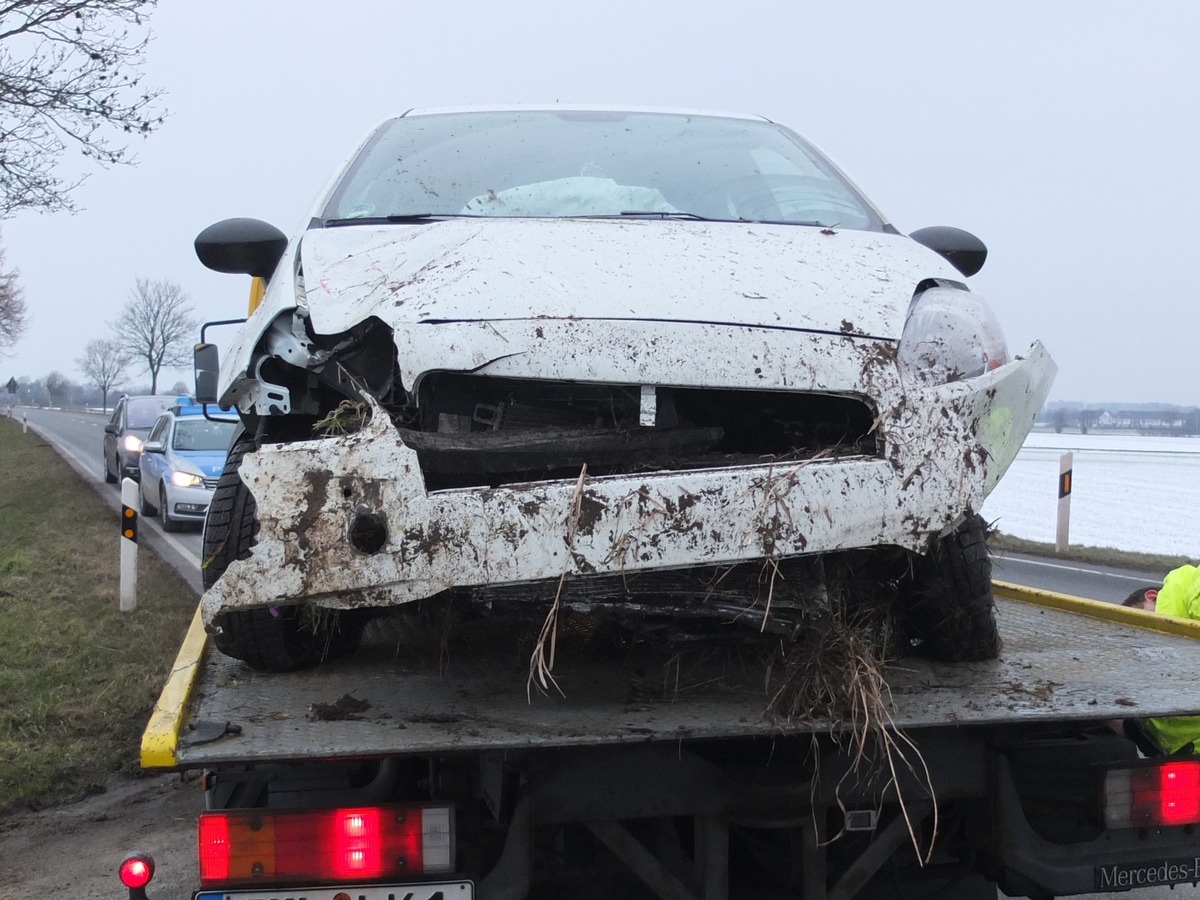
[1056,451,1073,553]
[120,477,139,611]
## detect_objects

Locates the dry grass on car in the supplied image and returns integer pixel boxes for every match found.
[0,419,196,816]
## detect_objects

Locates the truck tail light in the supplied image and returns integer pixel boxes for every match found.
[198,805,454,887]
[1105,761,1200,828]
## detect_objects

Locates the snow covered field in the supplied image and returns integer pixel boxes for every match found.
[981,432,1200,558]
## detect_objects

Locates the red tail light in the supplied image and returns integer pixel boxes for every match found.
[119,852,155,889]
[1105,761,1200,828]
[198,805,454,887]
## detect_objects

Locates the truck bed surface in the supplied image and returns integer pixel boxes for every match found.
[171,596,1200,768]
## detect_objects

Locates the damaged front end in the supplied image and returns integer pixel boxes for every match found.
[191,108,1056,675]
[197,276,1054,671]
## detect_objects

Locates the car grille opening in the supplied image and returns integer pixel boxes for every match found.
[403,373,878,490]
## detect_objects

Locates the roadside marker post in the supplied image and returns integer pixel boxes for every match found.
[120,478,139,612]
[1056,451,1073,554]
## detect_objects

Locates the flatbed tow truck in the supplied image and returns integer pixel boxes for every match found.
[131,581,1200,900]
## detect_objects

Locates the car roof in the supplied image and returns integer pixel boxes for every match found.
[397,103,772,123]
[126,395,174,408]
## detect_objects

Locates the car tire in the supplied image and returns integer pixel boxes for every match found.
[140,480,158,517]
[160,484,183,532]
[902,513,1001,663]
[203,436,368,672]
[105,455,118,484]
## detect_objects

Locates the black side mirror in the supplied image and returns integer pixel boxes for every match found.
[909,226,987,278]
[195,218,288,279]
[104,423,117,435]
[194,343,221,404]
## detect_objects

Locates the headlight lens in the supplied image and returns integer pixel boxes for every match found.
[897,285,1009,385]
[171,471,204,488]
[122,434,144,453]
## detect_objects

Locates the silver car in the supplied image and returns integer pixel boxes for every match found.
[138,409,237,532]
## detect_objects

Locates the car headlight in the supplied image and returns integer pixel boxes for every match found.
[123,434,144,453]
[897,285,1009,385]
[171,471,204,488]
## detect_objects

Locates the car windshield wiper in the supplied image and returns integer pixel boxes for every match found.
[321,213,488,227]
[618,210,713,220]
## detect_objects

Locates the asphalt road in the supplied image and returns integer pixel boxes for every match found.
[5,404,1183,900]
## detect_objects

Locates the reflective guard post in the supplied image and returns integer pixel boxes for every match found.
[1055,451,1073,554]
[120,478,139,611]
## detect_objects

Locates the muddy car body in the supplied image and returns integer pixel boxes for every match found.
[194,106,1055,671]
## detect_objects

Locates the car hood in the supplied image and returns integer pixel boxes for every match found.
[298,218,963,340]
[171,450,227,479]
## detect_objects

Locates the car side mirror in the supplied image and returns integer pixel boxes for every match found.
[909,226,987,277]
[194,343,221,404]
[194,218,288,279]
[143,441,165,454]
[104,423,117,435]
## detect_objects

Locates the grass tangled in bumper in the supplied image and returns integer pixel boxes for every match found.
[0,419,195,816]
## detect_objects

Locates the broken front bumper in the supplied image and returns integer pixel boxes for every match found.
[200,342,1055,625]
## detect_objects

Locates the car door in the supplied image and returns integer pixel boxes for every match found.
[104,399,124,470]
[140,413,171,490]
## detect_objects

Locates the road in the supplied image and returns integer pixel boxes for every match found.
[6,405,1183,900]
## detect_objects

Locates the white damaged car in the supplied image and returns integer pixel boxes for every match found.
[193,106,1055,672]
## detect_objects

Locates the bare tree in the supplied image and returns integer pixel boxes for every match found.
[1078,408,1101,435]
[0,1,166,216]
[43,368,70,404]
[0,232,24,351]
[112,277,195,394]
[76,336,128,410]
[1050,407,1067,434]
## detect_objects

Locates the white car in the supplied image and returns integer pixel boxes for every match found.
[192,106,1055,671]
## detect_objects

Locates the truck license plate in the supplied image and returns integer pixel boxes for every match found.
[196,881,472,900]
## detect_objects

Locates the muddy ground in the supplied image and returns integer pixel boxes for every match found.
[0,772,198,899]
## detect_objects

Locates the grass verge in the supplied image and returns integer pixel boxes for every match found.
[0,419,196,816]
[990,530,1190,578]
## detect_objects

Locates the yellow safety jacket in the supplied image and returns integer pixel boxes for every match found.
[1142,565,1200,754]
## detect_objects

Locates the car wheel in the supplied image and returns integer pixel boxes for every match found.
[104,454,117,484]
[202,436,368,672]
[140,479,158,517]
[901,513,1001,662]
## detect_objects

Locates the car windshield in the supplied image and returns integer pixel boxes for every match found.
[172,418,237,452]
[322,110,884,231]
[127,398,173,429]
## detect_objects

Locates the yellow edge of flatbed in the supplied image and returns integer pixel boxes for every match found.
[993,579,1200,639]
[141,605,208,769]
[140,581,1200,769]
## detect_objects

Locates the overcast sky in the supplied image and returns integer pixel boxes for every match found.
[2,1,1197,405]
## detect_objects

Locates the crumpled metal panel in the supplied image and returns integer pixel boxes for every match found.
[299,219,953,338]
[216,218,963,402]
[200,340,1055,623]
